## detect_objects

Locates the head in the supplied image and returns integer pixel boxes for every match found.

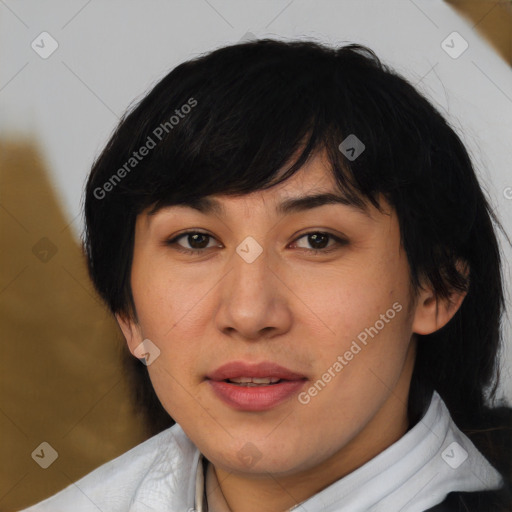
[83,39,507,475]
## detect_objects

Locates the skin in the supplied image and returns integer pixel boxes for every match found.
[117,148,467,512]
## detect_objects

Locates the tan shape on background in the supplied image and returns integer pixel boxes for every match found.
[446,0,512,66]
[0,140,151,511]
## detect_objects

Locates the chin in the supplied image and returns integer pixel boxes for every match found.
[201,435,333,477]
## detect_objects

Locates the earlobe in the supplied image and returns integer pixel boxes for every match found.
[412,261,469,335]
[115,312,144,357]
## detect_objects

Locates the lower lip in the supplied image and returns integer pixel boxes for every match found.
[208,379,307,411]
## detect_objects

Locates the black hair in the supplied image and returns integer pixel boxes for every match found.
[82,38,511,500]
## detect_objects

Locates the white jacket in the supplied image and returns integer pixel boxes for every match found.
[19,392,503,512]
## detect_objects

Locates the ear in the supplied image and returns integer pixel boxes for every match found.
[411,260,469,335]
[115,312,144,357]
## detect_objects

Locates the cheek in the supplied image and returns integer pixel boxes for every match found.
[305,260,406,348]
[145,365,202,431]
[131,259,208,341]
[303,259,413,393]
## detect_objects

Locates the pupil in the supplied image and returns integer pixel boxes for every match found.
[309,233,328,249]
[189,234,209,249]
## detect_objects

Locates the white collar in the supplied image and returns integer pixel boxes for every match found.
[191,391,503,512]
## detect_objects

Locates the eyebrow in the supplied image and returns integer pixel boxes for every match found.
[276,193,370,217]
[151,192,372,219]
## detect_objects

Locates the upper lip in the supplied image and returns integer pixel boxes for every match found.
[207,361,306,381]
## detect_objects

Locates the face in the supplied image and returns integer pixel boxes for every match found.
[117,149,439,479]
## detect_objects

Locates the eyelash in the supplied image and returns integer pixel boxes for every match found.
[164,230,348,256]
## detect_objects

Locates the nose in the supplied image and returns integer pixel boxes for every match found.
[214,243,293,341]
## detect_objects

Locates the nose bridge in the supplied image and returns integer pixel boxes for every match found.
[215,234,291,338]
[228,235,272,306]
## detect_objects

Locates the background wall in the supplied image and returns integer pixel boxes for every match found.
[1,1,511,510]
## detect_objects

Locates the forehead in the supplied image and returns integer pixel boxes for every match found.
[145,150,385,222]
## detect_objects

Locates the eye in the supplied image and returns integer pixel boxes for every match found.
[164,230,347,256]
[292,232,347,255]
[166,231,220,255]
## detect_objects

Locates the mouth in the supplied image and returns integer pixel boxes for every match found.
[206,361,307,411]
[207,360,306,382]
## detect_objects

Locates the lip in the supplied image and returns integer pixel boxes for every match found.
[206,361,307,411]
[207,361,306,381]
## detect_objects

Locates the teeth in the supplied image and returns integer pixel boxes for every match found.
[252,377,280,384]
[228,377,281,385]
